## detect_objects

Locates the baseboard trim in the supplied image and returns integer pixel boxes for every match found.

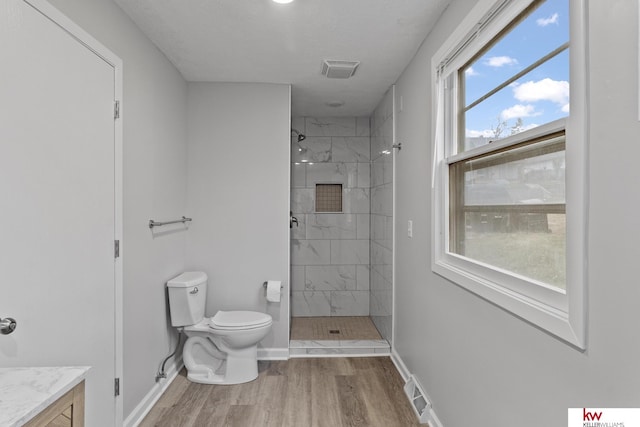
[390,348,410,382]
[428,408,444,427]
[123,358,183,427]
[258,347,290,360]
[391,349,444,427]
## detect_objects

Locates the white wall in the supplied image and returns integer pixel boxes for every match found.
[393,1,640,426]
[186,83,291,353]
[48,0,188,419]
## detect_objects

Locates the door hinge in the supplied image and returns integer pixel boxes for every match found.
[114,378,120,397]
[114,240,120,259]
[114,100,120,119]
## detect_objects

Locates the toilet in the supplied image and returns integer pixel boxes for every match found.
[167,271,272,385]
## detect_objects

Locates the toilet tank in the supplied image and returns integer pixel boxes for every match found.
[167,271,208,327]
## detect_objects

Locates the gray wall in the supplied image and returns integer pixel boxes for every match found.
[186,83,291,353]
[370,89,394,342]
[48,0,189,419]
[393,0,640,426]
[290,117,372,317]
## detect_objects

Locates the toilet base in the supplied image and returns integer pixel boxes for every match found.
[183,336,259,385]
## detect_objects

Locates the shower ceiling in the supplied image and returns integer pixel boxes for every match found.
[113,0,450,117]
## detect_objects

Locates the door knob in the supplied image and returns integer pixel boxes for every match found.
[0,318,17,335]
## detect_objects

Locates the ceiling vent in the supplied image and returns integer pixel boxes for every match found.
[321,60,360,79]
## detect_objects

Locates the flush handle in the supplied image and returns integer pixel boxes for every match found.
[290,211,299,228]
[189,287,199,295]
[0,318,17,335]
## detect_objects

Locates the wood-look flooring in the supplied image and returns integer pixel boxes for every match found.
[290,316,383,341]
[140,357,423,427]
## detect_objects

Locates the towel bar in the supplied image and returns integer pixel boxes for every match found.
[149,216,192,229]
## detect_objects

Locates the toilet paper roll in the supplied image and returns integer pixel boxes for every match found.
[266,280,281,303]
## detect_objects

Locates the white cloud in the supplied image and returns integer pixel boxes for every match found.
[561,103,570,113]
[500,104,541,120]
[512,78,569,106]
[485,56,518,67]
[537,13,559,27]
[465,66,478,76]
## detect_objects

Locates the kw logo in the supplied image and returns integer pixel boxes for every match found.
[583,408,603,421]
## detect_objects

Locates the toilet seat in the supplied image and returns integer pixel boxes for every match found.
[209,310,272,330]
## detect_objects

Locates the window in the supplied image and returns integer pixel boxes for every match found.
[432,0,586,348]
[450,132,566,289]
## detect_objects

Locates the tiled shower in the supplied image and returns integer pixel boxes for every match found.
[290,116,371,316]
[290,88,394,343]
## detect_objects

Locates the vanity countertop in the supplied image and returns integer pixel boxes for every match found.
[0,366,90,427]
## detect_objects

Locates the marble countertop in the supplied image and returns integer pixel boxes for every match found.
[0,366,90,427]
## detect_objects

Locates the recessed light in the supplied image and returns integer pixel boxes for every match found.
[272,0,294,3]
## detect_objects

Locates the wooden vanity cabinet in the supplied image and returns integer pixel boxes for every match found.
[24,381,85,427]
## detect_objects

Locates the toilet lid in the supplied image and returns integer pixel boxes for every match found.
[209,310,272,329]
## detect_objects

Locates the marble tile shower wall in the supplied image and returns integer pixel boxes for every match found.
[370,89,394,343]
[291,117,371,317]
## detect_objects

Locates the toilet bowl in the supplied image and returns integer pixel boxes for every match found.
[167,272,272,385]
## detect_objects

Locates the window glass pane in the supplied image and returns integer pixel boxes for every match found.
[463,213,566,288]
[450,138,566,289]
[465,142,566,205]
[463,50,569,151]
[464,0,569,105]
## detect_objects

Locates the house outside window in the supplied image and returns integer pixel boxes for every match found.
[432,0,587,348]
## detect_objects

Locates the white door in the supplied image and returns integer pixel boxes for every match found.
[0,1,118,425]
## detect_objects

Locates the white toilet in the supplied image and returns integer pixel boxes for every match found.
[167,271,272,385]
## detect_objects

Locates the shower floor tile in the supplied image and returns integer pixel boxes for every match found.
[290,316,382,340]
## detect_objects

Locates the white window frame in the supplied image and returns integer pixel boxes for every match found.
[431,0,588,349]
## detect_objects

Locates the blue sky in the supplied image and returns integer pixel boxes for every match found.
[464,0,569,138]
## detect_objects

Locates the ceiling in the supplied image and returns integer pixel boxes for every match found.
[113,0,451,117]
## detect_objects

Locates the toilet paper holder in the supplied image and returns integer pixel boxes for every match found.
[263,281,283,289]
